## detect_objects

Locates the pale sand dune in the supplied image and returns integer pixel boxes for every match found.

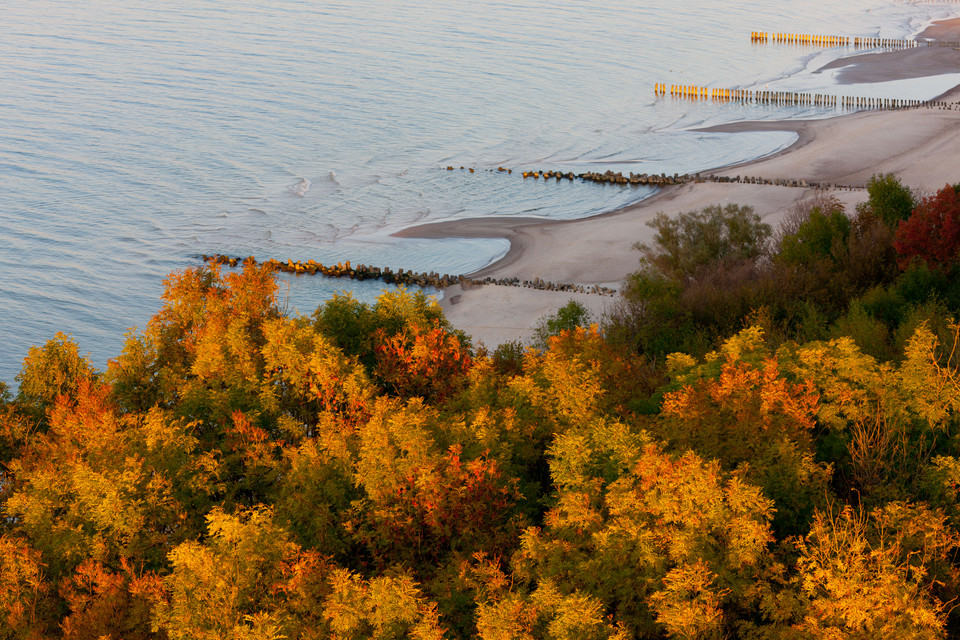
[397,21,960,348]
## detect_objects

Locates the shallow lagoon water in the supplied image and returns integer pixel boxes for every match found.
[2,0,959,385]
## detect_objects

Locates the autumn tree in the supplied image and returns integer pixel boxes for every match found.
[894,183,960,272]
[660,327,830,536]
[374,320,472,403]
[320,568,447,640]
[106,261,281,424]
[794,502,959,639]
[154,505,448,640]
[0,535,53,639]
[778,322,960,503]
[346,398,524,572]
[152,506,301,640]
[468,558,627,640]
[58,559,164,640]
[313,288,465,373]
[15,332,97,425]
[511,418,776,637]
[5,381,206,577]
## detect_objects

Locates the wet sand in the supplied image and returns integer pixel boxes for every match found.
[397,19,960,348]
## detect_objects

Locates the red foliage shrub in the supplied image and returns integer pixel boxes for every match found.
[894,184,960,272]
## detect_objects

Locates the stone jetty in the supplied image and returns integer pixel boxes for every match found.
[200,255,617,297]
[447,164,874,191]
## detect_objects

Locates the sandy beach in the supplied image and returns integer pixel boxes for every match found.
[397,19,960,348]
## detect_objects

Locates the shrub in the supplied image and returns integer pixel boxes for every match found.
[532,300,592,350]
[778,207,851,266]
[491,339,526,376]
[843,206,900,291]
[635,203,771,281]
[677,257,767,339]
[605,269,695,357]
[894,183,960,273]
[829,301,894,361]
[857,285,907,330]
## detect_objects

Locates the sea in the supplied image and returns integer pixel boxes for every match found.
[3,0,960,386]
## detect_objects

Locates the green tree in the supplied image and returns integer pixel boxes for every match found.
[605,268,695,357]
[532,301,592,350]
[313,288,464,372]
[861,173,914,229]
[635,203,771,281]
[778,207,851,266]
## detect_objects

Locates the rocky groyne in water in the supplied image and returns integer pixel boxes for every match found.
[447,166,876,191]
[200,255,618,296]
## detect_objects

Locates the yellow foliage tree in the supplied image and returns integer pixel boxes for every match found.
[794,503,958,639]
[512,418,775,637]
[5,382,201,575]
[152,506,300,640]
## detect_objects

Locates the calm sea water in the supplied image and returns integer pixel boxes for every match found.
[2,0,958,385]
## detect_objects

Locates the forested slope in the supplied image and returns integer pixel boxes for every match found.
[3,178,960,639]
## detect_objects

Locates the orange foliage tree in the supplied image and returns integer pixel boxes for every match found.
[374,320,472,403]
[794,502,959,638]
[5,381,203,577]
[107,262,280,424]
[660,327,828,536]
[0,535,52,639]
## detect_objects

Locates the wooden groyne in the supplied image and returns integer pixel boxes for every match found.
[750,32,960,49]
[653,83,958,110]
[200,255,618,296]
[751,32,854,46]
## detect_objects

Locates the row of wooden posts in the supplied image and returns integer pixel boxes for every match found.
[751,32,860,46]
[750,32,960,49]
[653,83,953,110]
[201,255,618,296]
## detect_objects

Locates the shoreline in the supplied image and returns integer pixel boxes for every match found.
[397,18,960,348]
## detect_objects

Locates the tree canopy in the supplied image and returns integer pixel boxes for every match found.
[2,203,960,638]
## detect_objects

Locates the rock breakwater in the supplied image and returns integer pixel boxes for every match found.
[200,255,618,297]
